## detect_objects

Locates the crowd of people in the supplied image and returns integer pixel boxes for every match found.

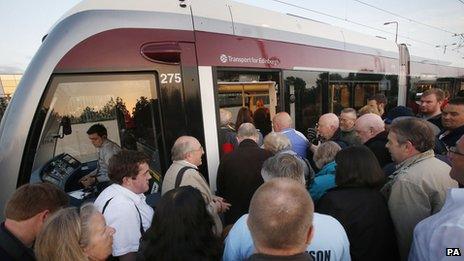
[2,89,464,261]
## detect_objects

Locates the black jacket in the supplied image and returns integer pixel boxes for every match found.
[439,125,464,148]
[364,131,392,168]
[0,222,36,261]
[317,187,399,261]
[216,139,273,225]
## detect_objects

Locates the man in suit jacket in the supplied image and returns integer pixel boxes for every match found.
[217,123,273,226]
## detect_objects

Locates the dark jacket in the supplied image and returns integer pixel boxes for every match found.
[418,113,443,131]
[427,113,444,131]
[218,124,238,157]
[316,187,399,261]
[327,129,348,149]
[0,222,36,261]
[439,125,464,149]
[364,131,393,168]
[216,139,273,225]
[339,129,362,146]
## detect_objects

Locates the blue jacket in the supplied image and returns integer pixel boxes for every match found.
[309,161,336,202]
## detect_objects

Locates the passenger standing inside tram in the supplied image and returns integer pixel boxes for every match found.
[80,123,121,189]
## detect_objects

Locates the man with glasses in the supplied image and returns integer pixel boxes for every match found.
[162,136,230,235]
[382,118,457,260]
[410,135,464,261]
[339,108,361,146]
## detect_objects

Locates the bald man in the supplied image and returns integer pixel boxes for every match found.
[310,113,346,153]
[273,112,309,158]
[247,178,314,260]
[355,113,392,168]
[223,154,351,261]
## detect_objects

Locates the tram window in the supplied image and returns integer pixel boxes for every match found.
[215,70,280,137]
[217,81,277,133]
[329,82,350,114]
[29,73,163,188]
[283,70,324,133]
[354,83,379,109]
[329,73,398,114]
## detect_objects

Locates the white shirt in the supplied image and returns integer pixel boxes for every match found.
[94,184,154,256]
[409,189,464,261]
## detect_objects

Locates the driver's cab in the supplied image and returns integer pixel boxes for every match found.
[29,73,164,205]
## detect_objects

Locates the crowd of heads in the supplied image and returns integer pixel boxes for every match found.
[4,88,464,261]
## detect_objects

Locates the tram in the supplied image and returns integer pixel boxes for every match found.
[0,0,463,214]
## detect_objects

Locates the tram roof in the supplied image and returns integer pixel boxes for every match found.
[54,0,463,70]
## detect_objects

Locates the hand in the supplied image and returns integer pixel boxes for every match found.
[213,196,231,213]
[79,175,96,188]
[307,128,319,145]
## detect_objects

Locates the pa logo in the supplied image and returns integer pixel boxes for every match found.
[220,54,228,63]
[446,248,461,256]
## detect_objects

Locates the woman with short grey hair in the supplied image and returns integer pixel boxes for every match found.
[263,132,292,153]
[309,141,341,202]
[263,132,314,187]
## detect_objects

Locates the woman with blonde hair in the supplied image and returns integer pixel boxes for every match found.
[35,203,115,261]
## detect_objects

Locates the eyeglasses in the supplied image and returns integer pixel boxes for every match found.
[448,146,464,156]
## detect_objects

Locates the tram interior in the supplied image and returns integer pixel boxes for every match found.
[28,74,163,204]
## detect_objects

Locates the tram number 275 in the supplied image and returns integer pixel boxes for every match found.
[160,73,182,84]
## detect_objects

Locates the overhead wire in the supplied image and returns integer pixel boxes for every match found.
[269,0,431,46]
[353,0,459,35]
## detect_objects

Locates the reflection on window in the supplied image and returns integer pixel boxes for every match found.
[329,73,398,114]
[329,83,350,114]
[284,71,324,133]
[32,74,162,175]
